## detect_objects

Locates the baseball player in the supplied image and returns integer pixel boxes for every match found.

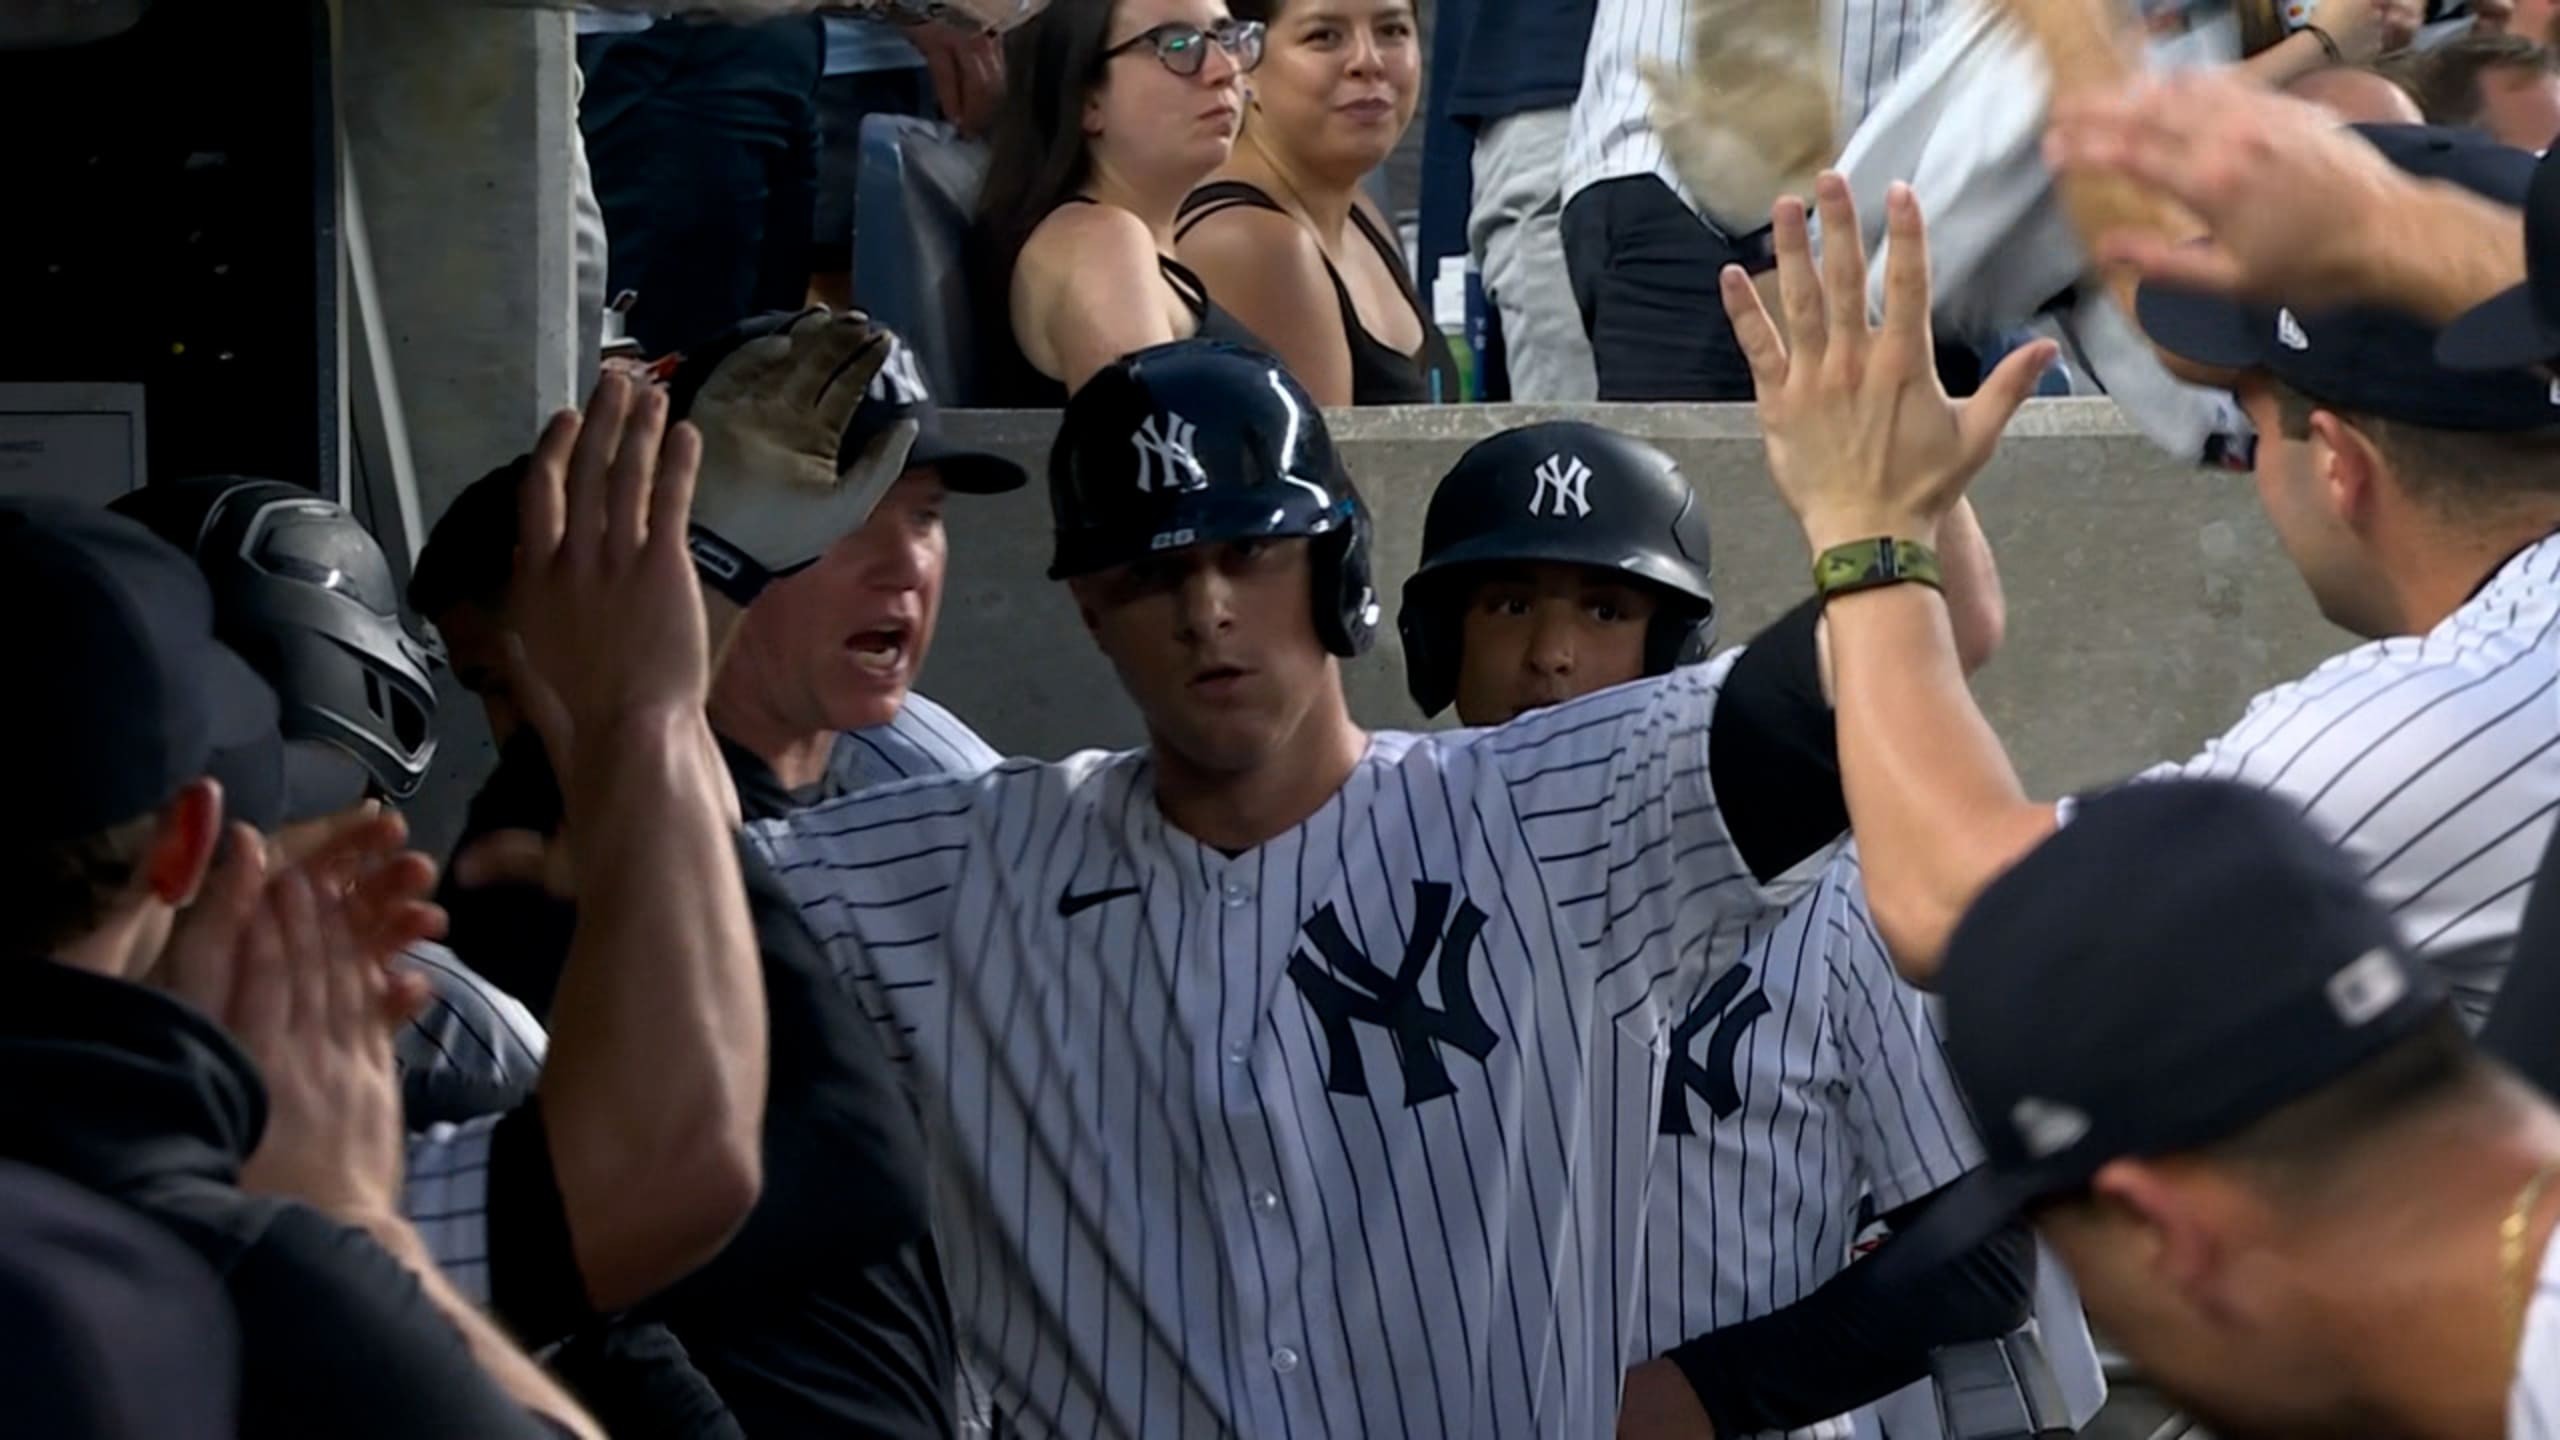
[743,338,2034,1436]
[407,320,1024,1440]
[1728,130,2560,1010]
[106,476,551,1130]
[1395,421,2048,1440]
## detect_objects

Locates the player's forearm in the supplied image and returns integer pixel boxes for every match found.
[1934,499,2004,676]
[353,1210,608,1440]
[1822,585,2056,980]
[2359,180,2526,324]
[542,706,766,1313]
[1664,1210,2035,1433]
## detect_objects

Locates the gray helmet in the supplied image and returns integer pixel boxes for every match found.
[114,477,441,802]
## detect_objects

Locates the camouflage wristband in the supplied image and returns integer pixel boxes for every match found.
[1811,537,1942,598]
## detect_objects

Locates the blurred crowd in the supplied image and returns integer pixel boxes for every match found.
[16,1,2560,1439]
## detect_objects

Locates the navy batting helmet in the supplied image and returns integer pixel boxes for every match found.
[113,478,442,804]
[1398,421,1715,717]
[1047,339,1378,657]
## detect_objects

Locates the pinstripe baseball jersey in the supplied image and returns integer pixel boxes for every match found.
[1562,0,1947,213]
[748,653,1837,1438]
[831,690,1004,790]
[1625,845,1979,1440]
[2109,532,2560,1023]
[396,940,548,1127]
[406,1113,502,1306]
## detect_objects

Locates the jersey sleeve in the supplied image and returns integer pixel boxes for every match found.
[1484,648,1842,1003]
[396,941,548,1129]
[2127,633,2560,1014]
[1827,857,1983,1212]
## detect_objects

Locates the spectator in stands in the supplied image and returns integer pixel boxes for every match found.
[1172,0,1458,405]
[580,14,827,355]
[2285,63,2425,123]
[0,496,597,1439]
[974,0,1269,404]
[2405,32,2560,150]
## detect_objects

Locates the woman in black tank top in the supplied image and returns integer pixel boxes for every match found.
[1170,0,1457,408]
[972,0,1273,407]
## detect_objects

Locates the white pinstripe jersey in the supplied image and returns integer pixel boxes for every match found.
[748,654,1834,1439]
[1562,0,1946,213]
[2113,533,2560,1023]
[1623,846,1979,1440]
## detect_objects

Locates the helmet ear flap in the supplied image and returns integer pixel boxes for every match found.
[1645,600,1717,677]
[1311,501,1378,658]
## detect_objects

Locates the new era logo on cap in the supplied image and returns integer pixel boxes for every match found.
[2009,1096,2092,1159]
[2276,309,2310,352]
[2327,947,2409,1027]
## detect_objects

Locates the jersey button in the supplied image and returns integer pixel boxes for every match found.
[1224,1045,1249,1067]
[1221,879,1252,908]
[1251,1187,1281,1215]
[1271,1346,1301,1375]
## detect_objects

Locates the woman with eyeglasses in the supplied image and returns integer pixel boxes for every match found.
[974,0,1272,404]
[1172,0,1456,407]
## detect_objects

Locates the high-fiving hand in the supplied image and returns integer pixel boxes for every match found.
[515,375,715,746]
[1718,174,2054,560]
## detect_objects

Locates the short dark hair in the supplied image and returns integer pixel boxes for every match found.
[2200,1010,2492,1206]
[2400,33,2560,127]
[2267,378,2560,517]
[408,456,527,621]
[0,813,160,959]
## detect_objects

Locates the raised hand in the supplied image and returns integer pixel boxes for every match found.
[515,374,714,742]
[1718,174,2054,558]
[2044,71,2416,308]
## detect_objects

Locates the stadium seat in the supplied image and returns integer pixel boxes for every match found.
[853,114,990,406]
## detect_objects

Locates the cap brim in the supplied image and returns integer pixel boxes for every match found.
[907,437,1028,495]
[1862,1163,2051,1290]
[2132,282,2271,371]
[2437,281,2560,372]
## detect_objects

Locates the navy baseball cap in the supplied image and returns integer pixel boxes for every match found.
[2439,141,2560,372]
[0,496,284,843]
[1872,780,2450,1283]
[2139,125,2560,432]
[669,311,1026,505]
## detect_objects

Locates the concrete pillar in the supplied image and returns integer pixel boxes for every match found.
[335,0,585,853]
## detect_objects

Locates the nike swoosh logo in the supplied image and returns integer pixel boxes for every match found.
[1057,884,1141,918]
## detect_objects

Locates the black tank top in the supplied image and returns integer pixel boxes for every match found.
[1175,180,1461,406]
[988,198,1267,409]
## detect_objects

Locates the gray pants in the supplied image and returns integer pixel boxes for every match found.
[1468,109,1597,402]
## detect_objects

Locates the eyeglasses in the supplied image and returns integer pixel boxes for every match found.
[1102,18,1265,77]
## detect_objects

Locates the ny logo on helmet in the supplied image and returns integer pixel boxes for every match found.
[1131,413,1207,493]
[1531,453,1593,518]
[867,340,929,405]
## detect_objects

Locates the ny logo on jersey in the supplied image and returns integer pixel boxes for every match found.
[1657,963,1773,1136]
[1530,453,1593,518]
[1287,881,1499,1107]
[867,340,929,405]
[1131,413,1207,493]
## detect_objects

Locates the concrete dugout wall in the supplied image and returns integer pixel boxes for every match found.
[921,399,2340,796]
